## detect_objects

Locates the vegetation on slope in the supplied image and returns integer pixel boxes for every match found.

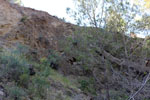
[2,0,150,100]
[1,25,150,100]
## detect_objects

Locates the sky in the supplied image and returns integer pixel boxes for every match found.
[21,0,75,23]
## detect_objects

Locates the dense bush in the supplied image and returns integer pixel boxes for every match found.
[29,76,49,99]
[6,85,27,100]
[0,50,29,82]
[0,45,54,99]
[79,78,96,95]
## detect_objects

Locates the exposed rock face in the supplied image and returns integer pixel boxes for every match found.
[0,0,22,35]
[0,0,73,56]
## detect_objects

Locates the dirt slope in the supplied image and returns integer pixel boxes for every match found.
[0,0,73,56]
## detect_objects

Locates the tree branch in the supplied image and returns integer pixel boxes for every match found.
[126,72,150,100]
[96,49,150,73]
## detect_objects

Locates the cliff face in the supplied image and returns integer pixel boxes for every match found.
[0,0,73,56]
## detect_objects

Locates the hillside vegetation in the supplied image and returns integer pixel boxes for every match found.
[1,0,150,100]
[1,25,150,100]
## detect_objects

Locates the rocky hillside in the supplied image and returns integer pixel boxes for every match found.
[0,0,73,55]
[0,0,88,100]
[1,0,150,100]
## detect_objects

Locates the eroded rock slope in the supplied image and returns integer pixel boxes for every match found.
[0,0,73,56]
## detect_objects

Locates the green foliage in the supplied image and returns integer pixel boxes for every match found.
[29,76,49,99]
[19,73,30,88]
[60,27,101,73]
[39,50,60,69]
[0,50,29,82]
[20,16,28,22]
[109,90,128,100]
[79,80,89,91]
[49,69,77,89]
[60,26,126,74]
[40,57,50,68]
[79,78,96,95]
[6,86,27,100]
[48,50,60,64]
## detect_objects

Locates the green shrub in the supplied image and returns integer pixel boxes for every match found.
[39,50,60,71]
[79,78,96,95]
[29,76,49,99]
[0,50,29,82]
[6,86,27,100]
[79,80,89,91]
[20,16,28,22]
[19,73,30,88]
[48,50,60,66]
